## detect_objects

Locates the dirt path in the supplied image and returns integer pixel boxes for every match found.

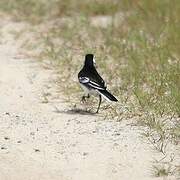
[0,18,164,180]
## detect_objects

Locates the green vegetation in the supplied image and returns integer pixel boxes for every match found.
[0,0,121,22]
[56,0,120,16]
[0,0,55,22]
[153,164,172,177]
[0,0,179,177]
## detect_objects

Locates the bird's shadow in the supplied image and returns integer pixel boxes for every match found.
[53,105,96,115]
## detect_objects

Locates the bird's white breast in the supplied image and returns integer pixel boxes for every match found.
[80,84,99,96]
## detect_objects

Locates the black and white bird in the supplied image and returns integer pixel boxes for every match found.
[78,54,118,113]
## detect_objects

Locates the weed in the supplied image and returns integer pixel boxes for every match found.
[153,164,172,177]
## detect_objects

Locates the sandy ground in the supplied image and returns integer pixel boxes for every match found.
[0,18,172,180]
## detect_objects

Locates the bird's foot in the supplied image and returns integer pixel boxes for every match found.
[81,96,86,103]
[81,94,90,104]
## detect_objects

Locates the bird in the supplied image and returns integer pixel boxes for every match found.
[78,54,118,113]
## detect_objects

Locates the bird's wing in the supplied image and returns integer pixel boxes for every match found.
[88,80,105,90]
[90,69,107,89]
[79,76,105,90]
[79,77,90,83]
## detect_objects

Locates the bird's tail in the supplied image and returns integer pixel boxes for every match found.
[98,89,118,102]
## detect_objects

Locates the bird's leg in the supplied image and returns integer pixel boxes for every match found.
[81,94,90,103]
[81,96,86,103]
[96,95,102,113]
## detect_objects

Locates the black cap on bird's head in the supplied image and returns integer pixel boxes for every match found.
[84,54,95,67]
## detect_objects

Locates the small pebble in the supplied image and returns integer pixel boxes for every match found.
[1,147,7,150]
[114,143,119,146]
[30,132,35,136]
[114,133,121,136]
[34,149,40,152]
[83,152,88,156]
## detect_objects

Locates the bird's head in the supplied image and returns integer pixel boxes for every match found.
[84,54,96,68]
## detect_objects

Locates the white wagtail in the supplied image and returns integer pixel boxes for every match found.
[78,54,118,113]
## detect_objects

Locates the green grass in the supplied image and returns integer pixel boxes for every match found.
[0,0,179,177]
[56,0,120,16]
[0,0,56,22]
[0,0,120,22]
[153,164,172,177]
